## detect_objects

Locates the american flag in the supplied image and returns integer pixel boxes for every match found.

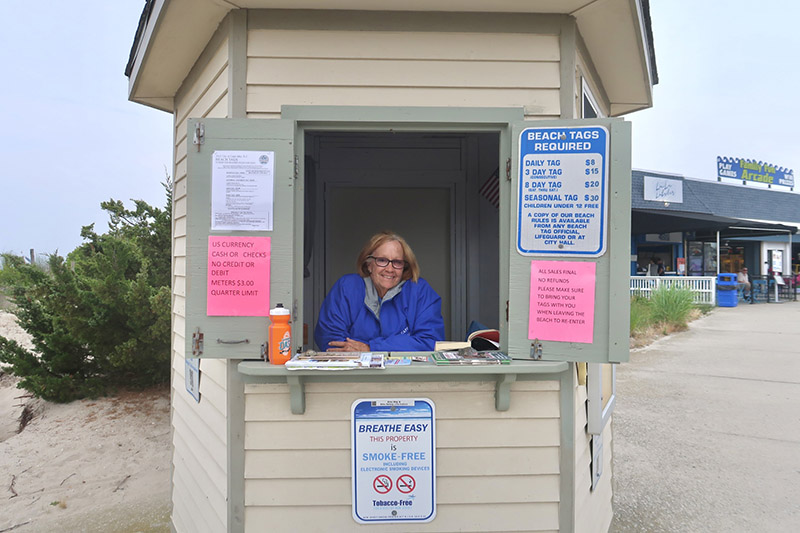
[479,168,500,209]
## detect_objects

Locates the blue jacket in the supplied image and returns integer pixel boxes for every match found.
[314,274,445,351]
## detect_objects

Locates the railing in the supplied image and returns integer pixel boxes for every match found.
[630,276,717,305]
[751,275,798,303]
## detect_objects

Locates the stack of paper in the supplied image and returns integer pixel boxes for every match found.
[285,351,386,370]
[430,349,511,365]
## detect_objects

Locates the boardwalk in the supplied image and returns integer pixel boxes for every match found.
[611,301,800,533]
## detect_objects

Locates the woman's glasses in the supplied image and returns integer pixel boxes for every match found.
[369,256,406,269]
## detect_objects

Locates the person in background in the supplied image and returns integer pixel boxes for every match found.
[655,257,666,276]
[648,257,659,276]
[315,231,445,352]
[737,266,751,301]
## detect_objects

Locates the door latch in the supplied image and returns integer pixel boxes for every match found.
[530,339,543,360]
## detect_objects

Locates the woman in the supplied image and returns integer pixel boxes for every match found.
[314,231,445,352]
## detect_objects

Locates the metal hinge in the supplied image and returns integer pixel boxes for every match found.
[192,328,204,356]
[530,339,543,360]
[505,158,512,181]
[294,155,300,179]
[193,122,205,152]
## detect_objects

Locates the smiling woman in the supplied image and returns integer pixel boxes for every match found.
[314,231,445,352]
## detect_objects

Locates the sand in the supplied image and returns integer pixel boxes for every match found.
[0,311,172,532]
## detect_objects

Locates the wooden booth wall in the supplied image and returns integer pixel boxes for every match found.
[171,28,232,533]
[243,380,562,532]
[168,9,616,532]
[244,11,564,120]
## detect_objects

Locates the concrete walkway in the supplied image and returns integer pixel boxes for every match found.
[610,301,800,533]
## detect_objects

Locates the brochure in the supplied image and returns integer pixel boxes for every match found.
[431,349,511,365]
[285,351,386,370]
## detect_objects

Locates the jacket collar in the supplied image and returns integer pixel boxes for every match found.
[364,277,407,320]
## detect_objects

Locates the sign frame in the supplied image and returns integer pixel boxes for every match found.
[351,398,436,524]
[516,125,610,257]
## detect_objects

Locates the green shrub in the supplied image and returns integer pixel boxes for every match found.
[0,181,171,402]
[629,295,653,334]
[648,285,694,329]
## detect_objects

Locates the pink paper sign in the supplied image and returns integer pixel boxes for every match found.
[529,260,596,343]
[207,236,270,316]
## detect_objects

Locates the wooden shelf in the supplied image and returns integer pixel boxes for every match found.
[238,359,569,414]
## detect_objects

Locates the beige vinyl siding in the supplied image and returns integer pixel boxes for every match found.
[243,380,561,532]
[170,30,231,533]
[246,28,561,120]
[573,375,614,533]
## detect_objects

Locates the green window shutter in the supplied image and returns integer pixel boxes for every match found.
[185,118,296,359]
[505,118,631,364]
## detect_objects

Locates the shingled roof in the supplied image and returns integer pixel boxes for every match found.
[632,170,800,224]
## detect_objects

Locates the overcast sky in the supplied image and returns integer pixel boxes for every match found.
[1,1,797,257]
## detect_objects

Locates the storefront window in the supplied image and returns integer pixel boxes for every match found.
[703,242,717,276]
[688,241,717,276]
[688,241,703,275]
[720,244,745,273]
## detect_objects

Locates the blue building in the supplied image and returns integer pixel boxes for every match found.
[631,170,799,277]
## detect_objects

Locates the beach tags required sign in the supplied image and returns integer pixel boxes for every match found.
[351,399,436,524]
[517,125,609,256]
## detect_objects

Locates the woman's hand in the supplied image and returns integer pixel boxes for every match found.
[327,338,371,352]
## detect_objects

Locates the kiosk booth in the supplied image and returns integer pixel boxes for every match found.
[126,2,655,531]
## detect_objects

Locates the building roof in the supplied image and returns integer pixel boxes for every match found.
[631,170,800,236]
[632,170,800,223]
[685,178,799,224]
[125,0,658,114]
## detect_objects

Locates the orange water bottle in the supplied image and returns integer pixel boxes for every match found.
[268,303,292,365]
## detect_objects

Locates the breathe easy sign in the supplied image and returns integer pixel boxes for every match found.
[517,126,609,256]
[351,399,435,524]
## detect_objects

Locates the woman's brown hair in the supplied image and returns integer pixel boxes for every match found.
[356,231,420,282]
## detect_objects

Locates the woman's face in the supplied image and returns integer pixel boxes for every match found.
[368,240,404,298]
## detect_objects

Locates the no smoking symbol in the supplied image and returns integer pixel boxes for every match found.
[373,475,392,494]
[396,474,415,493]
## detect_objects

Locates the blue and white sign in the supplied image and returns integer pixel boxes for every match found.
[717,156,794,188]
[517,126,609,256]
[185,357,200,403]
[351,398,436,524]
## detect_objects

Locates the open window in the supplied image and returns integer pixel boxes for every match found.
[184,108,631,365]
[302,131,501,347]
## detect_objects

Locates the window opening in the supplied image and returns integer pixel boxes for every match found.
[302,131,500,351]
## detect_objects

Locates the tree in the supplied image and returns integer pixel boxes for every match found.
[0,180,172,402]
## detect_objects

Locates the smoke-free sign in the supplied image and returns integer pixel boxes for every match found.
[351,399,435,524]
[517,126,609,256]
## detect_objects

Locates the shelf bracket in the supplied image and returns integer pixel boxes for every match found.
[287,375,306,414]
[495,373,517,411]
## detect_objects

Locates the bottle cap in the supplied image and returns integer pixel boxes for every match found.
[270,303,291,316]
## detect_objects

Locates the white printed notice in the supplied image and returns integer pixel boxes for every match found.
[211,151,274,231]
[517,126,609,256]
[351,399,436,524]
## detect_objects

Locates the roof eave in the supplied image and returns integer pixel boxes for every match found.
[126,0,657,115]
[127,0,233,112]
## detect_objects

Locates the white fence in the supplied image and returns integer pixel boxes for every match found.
[629,276,717,305]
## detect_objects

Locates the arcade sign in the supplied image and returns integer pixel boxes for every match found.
[717,156,794,188]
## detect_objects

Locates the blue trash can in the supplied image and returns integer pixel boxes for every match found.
[717,273,738,307]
